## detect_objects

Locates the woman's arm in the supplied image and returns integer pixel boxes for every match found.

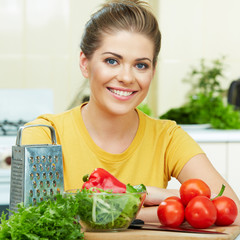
[137,187,180,222]
[138,153,240,225]
[177,153,240,226]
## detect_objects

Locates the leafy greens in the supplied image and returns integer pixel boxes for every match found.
[0,194,84,240]
[74,184,146,231]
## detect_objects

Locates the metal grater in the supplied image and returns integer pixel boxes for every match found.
[9,124,64,213]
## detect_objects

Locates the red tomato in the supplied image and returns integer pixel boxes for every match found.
[157,197,185,227]
[212,196,238,226]
[185,196,217,229]
[165,196,183,204]
[180,179,211,206]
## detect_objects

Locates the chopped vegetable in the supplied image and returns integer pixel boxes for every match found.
[75,184,146,230]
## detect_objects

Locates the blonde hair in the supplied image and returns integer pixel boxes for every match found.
[80,0,161,66]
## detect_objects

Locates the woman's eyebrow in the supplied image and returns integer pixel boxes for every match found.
[102,52,152,62]
[102,52,122,59]
[136,57,152,63]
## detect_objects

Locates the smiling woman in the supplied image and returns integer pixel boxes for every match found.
[79,30,155,116]
[21,0,240,226]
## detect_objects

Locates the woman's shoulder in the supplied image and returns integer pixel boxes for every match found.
[27,106,81,128]
[138,109,178,129]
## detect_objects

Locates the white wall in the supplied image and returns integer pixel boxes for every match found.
[156,0,240,116]
[1,0,240,116]
[0,0,103,113]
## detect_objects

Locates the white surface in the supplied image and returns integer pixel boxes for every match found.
[0,136,16,166]
[184,128,240,143]
[0,88,54,122]
[0,136,16,146]
[180,124,212,130]
[0,169,11,205]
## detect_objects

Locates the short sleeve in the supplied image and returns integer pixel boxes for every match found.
[165,124,205,180]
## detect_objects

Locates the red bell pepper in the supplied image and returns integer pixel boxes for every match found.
[82,168,126,193]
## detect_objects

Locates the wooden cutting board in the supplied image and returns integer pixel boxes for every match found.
[84,225,240,240]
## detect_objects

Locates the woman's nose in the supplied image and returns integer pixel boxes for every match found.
[117,66,134,84]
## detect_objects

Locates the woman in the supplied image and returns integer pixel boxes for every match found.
[22,0,240,224]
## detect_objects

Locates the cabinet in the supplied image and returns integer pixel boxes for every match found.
[167,129,240,199]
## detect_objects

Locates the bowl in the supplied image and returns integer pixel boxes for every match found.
[65,190,146,232]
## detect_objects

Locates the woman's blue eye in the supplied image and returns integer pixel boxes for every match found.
[106,58,117,65]
[136,63,147,69]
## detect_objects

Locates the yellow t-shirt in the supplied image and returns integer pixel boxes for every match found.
[22,104,204,191]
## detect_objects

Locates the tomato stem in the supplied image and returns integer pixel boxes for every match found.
[211,184,225,200]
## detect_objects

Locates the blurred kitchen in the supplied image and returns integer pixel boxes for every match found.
[1,0,240,216]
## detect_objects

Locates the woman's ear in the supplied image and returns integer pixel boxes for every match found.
[79,51,89,78]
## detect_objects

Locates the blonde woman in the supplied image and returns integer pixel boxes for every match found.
[23,0,240,224]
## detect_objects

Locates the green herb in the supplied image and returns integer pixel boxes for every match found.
[74,184,146,230]
[137,103,152,116]
[0,194,84,240]
[159,57,240,129]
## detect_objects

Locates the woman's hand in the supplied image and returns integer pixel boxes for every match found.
[144,186,179,206]
[137,186,180,223]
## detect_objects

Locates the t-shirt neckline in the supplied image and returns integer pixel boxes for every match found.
[75,103,146,162]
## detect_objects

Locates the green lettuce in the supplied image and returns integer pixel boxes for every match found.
[0,194,83,240]
[75,184,146,230]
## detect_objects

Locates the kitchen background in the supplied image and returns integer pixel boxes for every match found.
[1,0,240,215]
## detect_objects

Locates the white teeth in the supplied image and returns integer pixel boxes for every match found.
[110,88,133,96]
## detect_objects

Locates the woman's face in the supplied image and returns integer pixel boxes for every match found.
[80,30,155,116]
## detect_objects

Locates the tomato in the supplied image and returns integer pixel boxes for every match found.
[180,179,211,206]
[185,196,217,229]
[212,196,238,226]
[165,196,183,204]
[157,197,185,227]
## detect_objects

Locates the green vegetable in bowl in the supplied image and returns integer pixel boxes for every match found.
[73,184,146,231]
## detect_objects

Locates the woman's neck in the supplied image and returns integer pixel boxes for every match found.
[81,102,139,153]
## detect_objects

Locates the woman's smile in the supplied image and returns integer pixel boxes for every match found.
[107,87,137,99]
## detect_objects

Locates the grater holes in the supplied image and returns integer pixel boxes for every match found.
[30,173,34,180]
[46,180,50,188]
[33,181,37,188]
[39,164,43,171]
[53,180,56,187]
[36,156,40,163]
[54,155,58,163]
[43,172,46,179]
[57,188,60,194]
[33,165,37,171]
[29,156,34,163]
[43,189,47,196]
[56,172,59,179]
[50,189,54,195]
[51,163,56,171]
[33,198,37,205]
[36,173,40,180]
[42,155,46,163]
[36,189,40,197]
[49,172,53,179]
[46,164,50,171]
[30,190,33,197]
[40,181,43,188]
[48,156,52,163]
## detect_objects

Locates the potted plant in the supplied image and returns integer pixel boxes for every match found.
[159,57,240,129]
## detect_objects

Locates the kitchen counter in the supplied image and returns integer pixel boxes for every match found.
[84,225,240,240]
[182,127,240,143]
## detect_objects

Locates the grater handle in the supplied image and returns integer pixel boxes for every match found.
[16,124,57,146]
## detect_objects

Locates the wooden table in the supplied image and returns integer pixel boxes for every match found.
[84,225,240,240]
